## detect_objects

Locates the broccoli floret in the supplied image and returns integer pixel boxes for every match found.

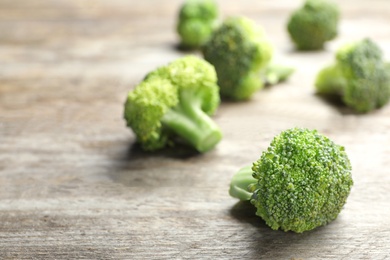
[315,38,390,112]
[202,16,273,100]
[229,128,353,233]
[287,0,340,50]
[176,0,219,49]
[124,56,222,153]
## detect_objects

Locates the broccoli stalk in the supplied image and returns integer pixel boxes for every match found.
[263,63,295,86]
[229,128,353,233]
[229,165,257,201]
[315,63,346,95]
[124,56,222,153]
[161,90,222,152]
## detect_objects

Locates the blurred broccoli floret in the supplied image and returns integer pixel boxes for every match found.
[202,16,273,100]
[287,0,340,50]
[176,0,219,49]
[229,128,353,233]
[315,38,390,112]
[124,56,222,153]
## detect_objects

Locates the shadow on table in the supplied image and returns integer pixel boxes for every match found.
[229,200,328,259]
[172,43,199,53]
[229,201,267,228]
[123,141,202,160]
[106,139,216,187]
[314,93,357,115]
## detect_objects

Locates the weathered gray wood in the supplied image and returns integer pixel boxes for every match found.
[1,0,390,259]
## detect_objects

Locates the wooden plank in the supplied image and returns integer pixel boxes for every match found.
[1,0,390,259]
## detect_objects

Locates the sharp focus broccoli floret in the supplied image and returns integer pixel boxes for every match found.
[124,56,222,153]
[176,0,219,49]
[229,128,353,233]
[287,0,340,50]
[202,16,273,100]
[315,38,390,112]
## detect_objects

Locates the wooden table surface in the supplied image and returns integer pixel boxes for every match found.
[1,0,390,259]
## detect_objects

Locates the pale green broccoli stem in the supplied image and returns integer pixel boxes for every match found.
[161,91,222,153]
[315,63,347,95]
[263,64,295,86]
[229,165,257,201]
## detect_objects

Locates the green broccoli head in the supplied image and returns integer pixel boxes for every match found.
[315,38,390,112]
[124,56,222,153]
[202,16,273,100]
[177,0,219,49]
[124,78,178,151]
[229,128,353,233]
[287,0,340,50]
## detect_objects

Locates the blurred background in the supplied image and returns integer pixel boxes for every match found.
[1,0,390,259]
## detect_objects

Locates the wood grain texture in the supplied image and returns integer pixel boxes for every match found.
[1,0,390,259]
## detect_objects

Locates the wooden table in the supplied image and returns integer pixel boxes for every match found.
[1,0,389,259]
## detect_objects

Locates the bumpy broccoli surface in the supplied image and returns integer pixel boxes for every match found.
[124,56,222,153]
[287,0,340,50]
[177,0,219,49]
[315,38,390,113]
[202,16,273,100]
[229,128,353,233]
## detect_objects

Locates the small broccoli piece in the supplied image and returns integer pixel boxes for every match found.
[124,56,222,153]
[287,0,340,50]
[176,0,219,49]
[229,128,353,233]
[202,16,273,100]
[315,38,390,112]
